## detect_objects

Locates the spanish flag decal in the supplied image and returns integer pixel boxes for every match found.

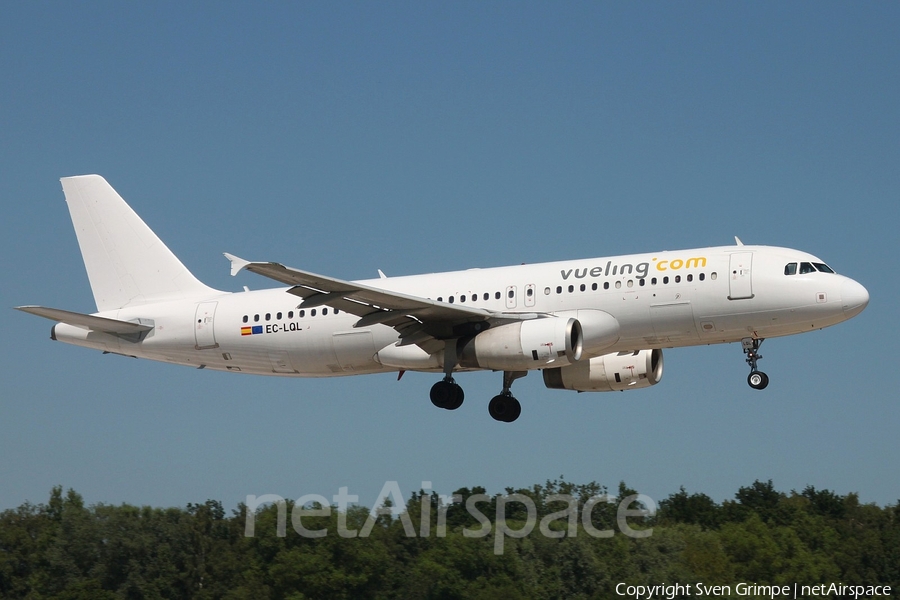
[241,326,263,336]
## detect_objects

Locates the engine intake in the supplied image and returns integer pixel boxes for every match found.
[459,317,583,372]
[543,349,663,392]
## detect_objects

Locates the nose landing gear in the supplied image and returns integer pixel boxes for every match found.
[742,337,769,390]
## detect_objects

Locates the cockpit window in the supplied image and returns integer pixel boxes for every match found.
[813,262,835,274]
[784,263,797,275]
[799,262,817,274]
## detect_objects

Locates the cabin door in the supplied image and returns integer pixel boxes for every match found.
[194,302,219,349]
[728,252,754,300]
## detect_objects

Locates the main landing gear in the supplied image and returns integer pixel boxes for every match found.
[429,340,526,422]
[431,371,527,422]
[742,337,769,390]
[431,340,465,411]
[430,378,464,410]
[488,371,526,423]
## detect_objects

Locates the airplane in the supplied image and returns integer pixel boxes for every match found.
[17,175,869,423]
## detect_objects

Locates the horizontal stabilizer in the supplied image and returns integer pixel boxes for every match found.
[15,306,153,334]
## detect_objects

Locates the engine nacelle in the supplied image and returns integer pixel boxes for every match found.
[542,349,663,392]
[459,317,583,372]
[553,309,620,357]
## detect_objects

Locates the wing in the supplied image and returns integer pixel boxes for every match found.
[225,253,529,352]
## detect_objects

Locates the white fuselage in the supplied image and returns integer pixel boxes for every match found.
[52,245,869,378]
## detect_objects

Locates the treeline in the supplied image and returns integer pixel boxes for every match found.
[1,480,897,599]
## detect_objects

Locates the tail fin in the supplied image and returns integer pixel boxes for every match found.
[61,175,219,311]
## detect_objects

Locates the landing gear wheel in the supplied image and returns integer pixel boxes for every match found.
[741,338,769,390]
[747,371,769,390]
[430,380,464,410]
[488,394,521,423]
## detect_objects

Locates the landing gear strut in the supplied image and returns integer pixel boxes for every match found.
[488,371,526,423]
[431,340,464,410]
[742,337,769,390]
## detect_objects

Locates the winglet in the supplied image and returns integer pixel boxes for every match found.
[224,253,251,277]
[734,236,744,246]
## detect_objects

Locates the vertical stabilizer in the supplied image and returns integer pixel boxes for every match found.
[61,175,219,311]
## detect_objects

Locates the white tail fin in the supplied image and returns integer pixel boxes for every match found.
[61,175,219,311]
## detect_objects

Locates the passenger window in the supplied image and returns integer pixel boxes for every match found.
[544,287,551,295]
[299,310,305,317]
[580,284,585,292]
[568,285,574,293]
[495,292,501,300]
[242,315,248,323]
[800,262,816,274]
[675,275,681,283]
[288,311,293,319]
[627,280,633,288]
[254,314,260,322]
[334,309,339,314]
[311,309,317,317]
[604,282,610,290]
[663,276,669,284]
[556,286,562,294]
[711,272,717,280]
[277,312,282,320]
[449,296,454,303]
[265,313,271,321]
[699,273,705,281]
[508,290,514,298]
[592,283,598,291]
[687,274,693,282]
[651,278,657,285]
[784,263,797,275]
[615,281,622,289]
[459,295,465,303]
[484,293,490,301]
[322,308,328,315]
[437,297,443,302]
[639,279,645,287]
[527,288,534,297]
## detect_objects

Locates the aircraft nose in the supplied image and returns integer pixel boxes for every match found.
[841,279,869,318]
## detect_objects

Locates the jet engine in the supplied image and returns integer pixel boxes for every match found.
[542,349,663,392]
[458,317,583,372]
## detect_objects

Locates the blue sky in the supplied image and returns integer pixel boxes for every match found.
[2,2,898,512]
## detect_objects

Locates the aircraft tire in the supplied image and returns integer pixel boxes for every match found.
[431,381,464,409]
[747,371,769,390]
[488,394,521,422]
